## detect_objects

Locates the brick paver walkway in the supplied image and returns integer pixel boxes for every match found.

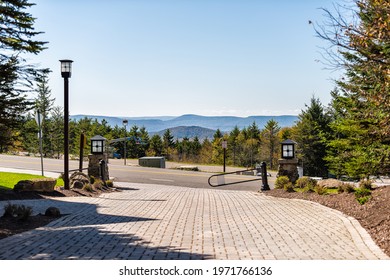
[0,183,388,260]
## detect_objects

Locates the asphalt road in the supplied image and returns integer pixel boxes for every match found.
[0,154,275,192]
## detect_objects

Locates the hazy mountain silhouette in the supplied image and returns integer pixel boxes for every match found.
[71,114,298,133]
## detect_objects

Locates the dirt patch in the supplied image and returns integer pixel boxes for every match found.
[265,186,390,257]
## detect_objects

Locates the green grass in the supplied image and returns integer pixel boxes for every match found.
[0,172,63,190]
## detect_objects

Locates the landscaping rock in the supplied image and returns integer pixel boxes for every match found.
[14,178,57,192]
[45,207,61,217]
[69,172,90,189]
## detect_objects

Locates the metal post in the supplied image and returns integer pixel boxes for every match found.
[123,120,128,166]
[99,159,105,181]
[37,110,44,176]
[223,147,226,173]
[261,161,270,191]
[124,139,127,166]
[64,77,69,189]
[79,133,85,172]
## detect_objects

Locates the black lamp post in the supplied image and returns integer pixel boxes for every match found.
[123,119,128,165]
[60,59,73,190]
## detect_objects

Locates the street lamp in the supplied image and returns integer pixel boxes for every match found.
[60,59,73,190]
[123,119,128,165]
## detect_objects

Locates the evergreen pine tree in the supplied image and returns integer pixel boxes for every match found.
[0,0,47,151]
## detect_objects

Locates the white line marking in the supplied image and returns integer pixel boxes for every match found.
[149,178,175,182]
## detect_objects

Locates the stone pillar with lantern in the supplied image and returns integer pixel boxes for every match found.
[277,139,299,183]
[88,135,109,181]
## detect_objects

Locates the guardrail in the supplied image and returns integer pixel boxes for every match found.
[207,162,270,191]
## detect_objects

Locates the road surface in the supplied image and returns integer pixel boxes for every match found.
[0,154,275,191]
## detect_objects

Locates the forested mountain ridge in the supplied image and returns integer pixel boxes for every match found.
[71,114,298,132]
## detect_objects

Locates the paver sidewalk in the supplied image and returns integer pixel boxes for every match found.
[0,183,388,260]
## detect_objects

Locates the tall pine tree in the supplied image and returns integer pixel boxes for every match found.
[0,0,47,151]
[316,0,390,177]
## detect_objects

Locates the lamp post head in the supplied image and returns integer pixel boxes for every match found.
[60,59,73,78]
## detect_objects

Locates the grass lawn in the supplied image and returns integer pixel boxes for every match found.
[0,172,63,190]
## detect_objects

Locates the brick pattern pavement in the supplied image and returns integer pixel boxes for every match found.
[0,183,388,260]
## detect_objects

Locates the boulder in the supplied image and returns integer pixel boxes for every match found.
[45,206,61,217]
[69,172,90,189]
[14,178,57,192]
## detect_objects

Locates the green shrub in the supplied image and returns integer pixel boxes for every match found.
[337,183,355,194]
[284,182,295,192]
[16,205,33,221]
[82,183,94,192]
[275,176,291,190]
[3,203,18,218]
[359,179,373,190]
[354,186,372,205]
[314,185,327,195]
[296,177,313,188]
[3,203,33,221]
[356,196,370,205]
[355,187,371,198]
[296,176,317,192]
[105,180,114,188]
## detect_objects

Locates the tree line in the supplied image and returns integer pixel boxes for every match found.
[16,99,287,170]
[1,0,389,179]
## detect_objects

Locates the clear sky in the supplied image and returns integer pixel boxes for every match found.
[27,0,341,117]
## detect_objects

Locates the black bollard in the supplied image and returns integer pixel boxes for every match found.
[261,161,270,191]
[99,159,106,181]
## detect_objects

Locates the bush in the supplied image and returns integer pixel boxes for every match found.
[82,183,94,192]
[354,186,372,205]
[314,185,327,195]
[356,196,371,205]
[3,203,33,221]
[105,180,114,188]
[355,187,371,198]
[275,176,291,190]
[284,182,295,192]
[359,179,373,190]
[296,176,317,191]
[337,183,355,194]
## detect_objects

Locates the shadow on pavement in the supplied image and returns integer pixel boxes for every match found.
[0,198,212,260]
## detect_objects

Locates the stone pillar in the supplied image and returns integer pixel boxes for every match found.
[88,153,109,181]
[277,158,299,183]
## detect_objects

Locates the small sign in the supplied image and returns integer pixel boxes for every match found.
[222,141,227,149]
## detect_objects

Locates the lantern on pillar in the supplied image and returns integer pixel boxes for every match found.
[91,135,106,154]
[281,139,296,159]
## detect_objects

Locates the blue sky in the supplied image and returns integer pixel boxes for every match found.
[28,0,341,117]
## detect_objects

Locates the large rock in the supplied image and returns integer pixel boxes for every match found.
[14,178,57,192]
[45,206,61,217]
[69,172,90,189]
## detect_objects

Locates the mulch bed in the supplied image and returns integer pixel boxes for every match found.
[265,186,390,257]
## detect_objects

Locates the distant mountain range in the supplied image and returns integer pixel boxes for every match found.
[151,126,217,140]
[71,114,298,136]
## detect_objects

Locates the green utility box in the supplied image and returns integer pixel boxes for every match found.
[139,157,166,168]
